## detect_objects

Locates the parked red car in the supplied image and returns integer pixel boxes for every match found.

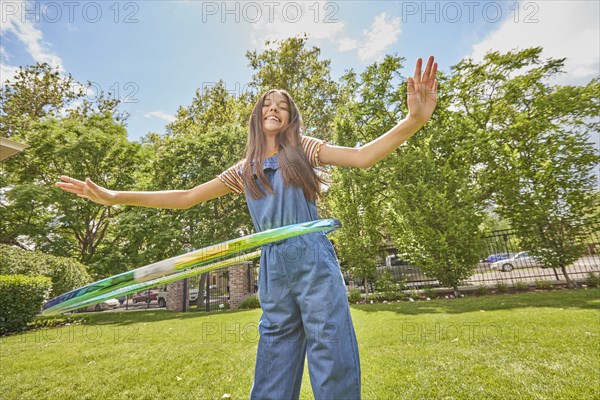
[132,289,159,303]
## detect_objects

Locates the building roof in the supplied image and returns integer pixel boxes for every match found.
[0,137,29,161]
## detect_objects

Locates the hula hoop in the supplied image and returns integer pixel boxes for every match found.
[41,218,340,316]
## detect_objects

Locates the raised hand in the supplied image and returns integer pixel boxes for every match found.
[407,56,438,124]
[55,176,116,206]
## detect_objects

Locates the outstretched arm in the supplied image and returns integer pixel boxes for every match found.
[318,56,438,169]
[56,176,232,209]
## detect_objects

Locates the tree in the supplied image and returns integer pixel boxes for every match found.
[449,47,600,287]
[0,62,123,139]
[166,80,244,137]
[327,55,408,293]
[0,63,141,279]
[1,63,82,139]
[1,113,145,276]
[384,134,487,295]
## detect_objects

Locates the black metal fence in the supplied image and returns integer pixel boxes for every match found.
[468,228,600,288]
[187,270,230,312]
[105,263,258,313]
[348,228,600,293]
[184,263,259,312]
[107,228,599,312]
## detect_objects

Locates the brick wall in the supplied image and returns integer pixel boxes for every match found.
[228,261,254,310]
[166,280,185,312]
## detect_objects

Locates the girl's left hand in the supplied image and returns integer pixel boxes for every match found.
[407,56,438,125]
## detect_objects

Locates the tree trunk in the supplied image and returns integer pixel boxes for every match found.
[196,273,208,310]
[560,265,577,288]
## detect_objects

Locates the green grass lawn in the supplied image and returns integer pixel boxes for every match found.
[1,288,599,400]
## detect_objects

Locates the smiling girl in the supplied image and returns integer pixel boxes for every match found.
[57,56,438,399]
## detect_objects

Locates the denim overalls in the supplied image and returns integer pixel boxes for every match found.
[246,154,361,400]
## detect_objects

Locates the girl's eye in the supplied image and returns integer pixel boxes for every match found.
[263,102,288,110]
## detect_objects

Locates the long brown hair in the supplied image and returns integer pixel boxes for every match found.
[241,89,325,202]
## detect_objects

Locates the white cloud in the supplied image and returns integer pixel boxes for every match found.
[246,3,402,63]
[468,0,599,86]
[144,111,176,123]
[337,37,358,52]
[0,0,64,85]
[249,1,345,49]
[353,12,402,62]
[0,64,19,84]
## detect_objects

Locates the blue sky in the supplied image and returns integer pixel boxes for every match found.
[1,1,599,143]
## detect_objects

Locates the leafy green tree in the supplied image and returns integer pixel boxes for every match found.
[449,47,600,287]
[1,114,144,276]
[385,134,487,295]
[0,62,123,139]
[327,55,408,292]
[0,63,82,139]
[167,79,244,137]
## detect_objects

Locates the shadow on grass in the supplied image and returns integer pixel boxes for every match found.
[350,288,600,315]
[39,306,261,326]
[34,289,599,328]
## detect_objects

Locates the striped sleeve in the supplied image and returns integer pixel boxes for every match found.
[217,160,245,195]
[301,136,326,168]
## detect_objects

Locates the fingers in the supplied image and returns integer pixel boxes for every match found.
[59,175,84,185]
[413,56,438,87]
[407,76,415,93]
[56,176,84,191]
[413,58,422,84]
[55,175,93,197]
[58,185,83,195]
[422,56,434,82]
[55,182,82,193]
[86,178,99,188]
[429,62,438,88]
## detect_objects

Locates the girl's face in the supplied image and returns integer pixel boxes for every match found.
[261,91,290,135]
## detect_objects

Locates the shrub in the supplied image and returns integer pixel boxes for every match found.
[515,281,528,291]
[495,282,508,293]
[0,274,52,335]
[375,270,395,293]
[370,291,405,302]
[368,293,382,302]
[477,285,489,294]
[535,280,553,290]
[408,288,420,300]
[238,295,261,310]
[586,272,600,287]
[423,285,437,299]
[0,244,91,298]
[347,289,361,304]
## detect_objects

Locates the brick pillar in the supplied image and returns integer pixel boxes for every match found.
[228,261,254,310]
[166,280,185,312]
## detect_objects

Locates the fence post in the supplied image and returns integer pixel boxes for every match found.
[228,261,254,310]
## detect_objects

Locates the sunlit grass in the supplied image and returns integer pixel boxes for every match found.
[1,288,598,399]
